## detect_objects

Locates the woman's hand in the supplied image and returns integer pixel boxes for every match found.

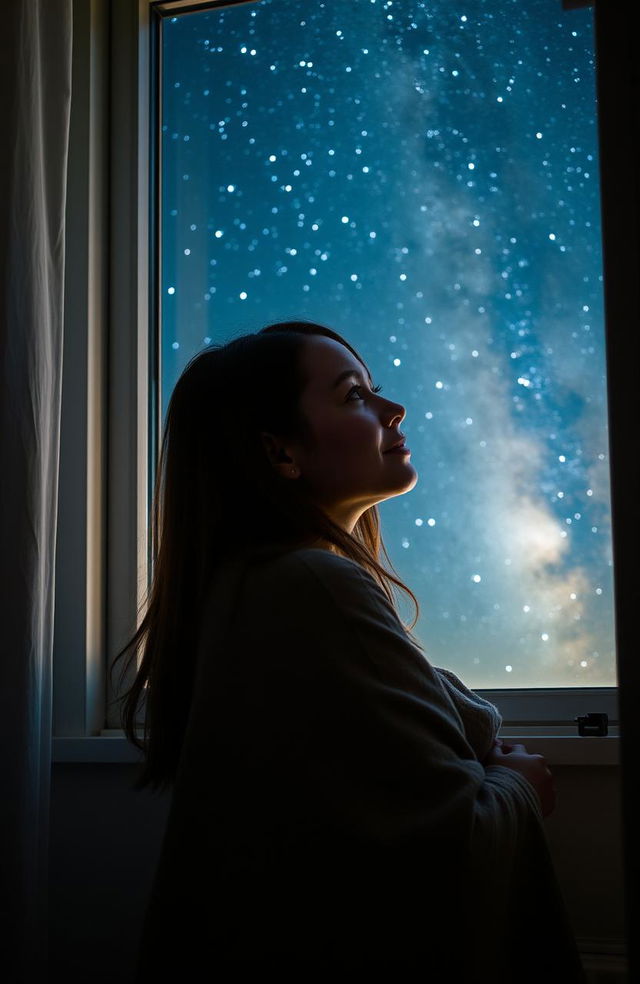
[484,738,557,818]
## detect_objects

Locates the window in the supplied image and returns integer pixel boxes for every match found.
[74,0,627,745]
[152,0,615,698]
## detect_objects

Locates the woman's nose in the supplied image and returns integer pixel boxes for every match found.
[383,399,405,426]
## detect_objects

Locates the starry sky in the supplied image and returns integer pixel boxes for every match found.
[159,0,615,688]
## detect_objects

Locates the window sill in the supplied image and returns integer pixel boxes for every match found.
[498,727,619,765]
[52,736,143,763]
[51,729,620,766]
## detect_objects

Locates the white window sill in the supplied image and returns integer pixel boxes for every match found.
[51,728,620,766]
[52,736,143,763]
[498,727,620,765]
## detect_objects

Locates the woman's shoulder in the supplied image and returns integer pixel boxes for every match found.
[269,545,366,572]
[205,545,370,620]
[254,545,383,599]
[242,546,407,642]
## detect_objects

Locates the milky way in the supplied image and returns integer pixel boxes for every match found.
[160,0,615,687]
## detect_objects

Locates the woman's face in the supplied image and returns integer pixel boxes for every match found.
[263,334,418,533]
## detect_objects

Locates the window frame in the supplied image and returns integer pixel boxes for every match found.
[53,0,153,750]
[53,0,634,765]
[53,0,111,740]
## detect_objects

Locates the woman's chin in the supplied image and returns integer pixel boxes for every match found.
[384,464,419,498]
[398,462,419,490]
[405,469,419,492]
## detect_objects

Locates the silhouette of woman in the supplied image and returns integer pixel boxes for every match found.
[113,320,585,981]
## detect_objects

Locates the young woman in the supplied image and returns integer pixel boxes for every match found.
[114,320,586,980]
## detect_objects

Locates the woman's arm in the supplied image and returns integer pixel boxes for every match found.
[231,547,546,837]
[177,545,582,980]
[432,664,503,763]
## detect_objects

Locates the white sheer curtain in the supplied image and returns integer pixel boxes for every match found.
[0,2,72,981]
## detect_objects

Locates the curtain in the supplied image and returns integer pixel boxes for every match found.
[0,2,72,981]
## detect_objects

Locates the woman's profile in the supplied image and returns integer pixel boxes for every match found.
[112,320,586,980]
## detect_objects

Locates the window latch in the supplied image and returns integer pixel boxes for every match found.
[575,712,608,736]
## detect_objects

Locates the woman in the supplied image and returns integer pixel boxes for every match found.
[113,320,585,981]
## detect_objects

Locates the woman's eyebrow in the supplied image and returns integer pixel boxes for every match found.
[330,368,374,390]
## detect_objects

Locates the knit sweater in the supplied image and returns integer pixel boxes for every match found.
[135,547,585,982]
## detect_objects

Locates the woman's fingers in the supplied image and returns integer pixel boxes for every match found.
[496,741,523,754]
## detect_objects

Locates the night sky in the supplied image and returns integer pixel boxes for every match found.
[159,0,615,688]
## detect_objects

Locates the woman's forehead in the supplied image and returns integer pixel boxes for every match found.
[301,335,370,387]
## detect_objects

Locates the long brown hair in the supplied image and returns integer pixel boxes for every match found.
[110,320,422,793]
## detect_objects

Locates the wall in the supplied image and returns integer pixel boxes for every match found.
[49,765,170,984]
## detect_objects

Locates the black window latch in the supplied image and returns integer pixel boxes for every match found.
[575,712,608,736]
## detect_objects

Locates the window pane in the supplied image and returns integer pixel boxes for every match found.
[158,0,616,687]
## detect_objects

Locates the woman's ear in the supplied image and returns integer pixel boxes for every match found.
[260,432,299,478]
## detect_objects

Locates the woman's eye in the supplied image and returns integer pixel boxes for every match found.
[346,384,383,401]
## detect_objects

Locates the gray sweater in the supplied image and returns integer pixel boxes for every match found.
[136,547,586,981]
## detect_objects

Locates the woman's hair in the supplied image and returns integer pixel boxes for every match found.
[110,320,422,793]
